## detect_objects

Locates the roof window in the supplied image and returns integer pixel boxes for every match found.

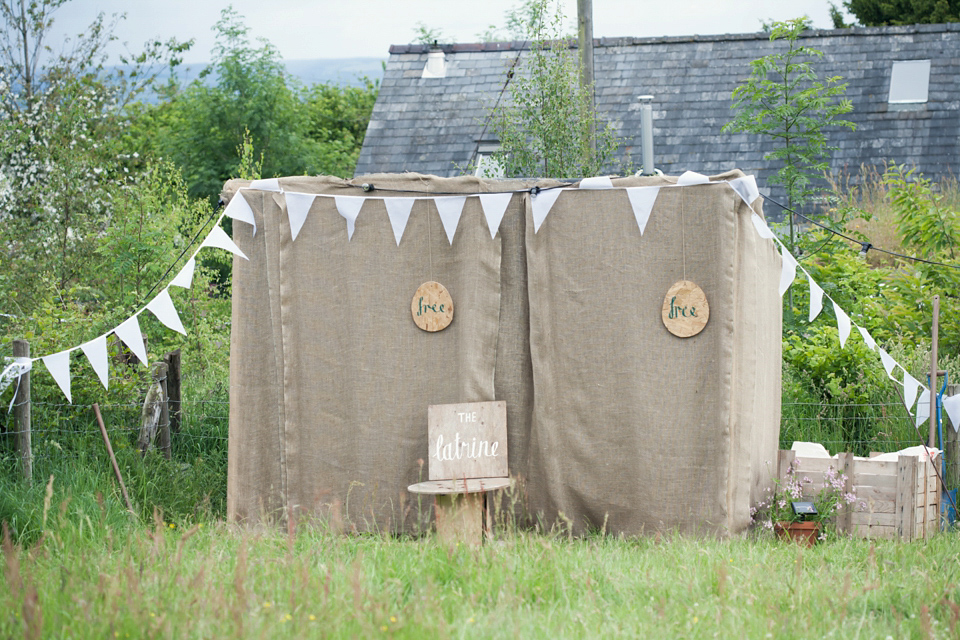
[888,60,930,104]
[473,142,504,179]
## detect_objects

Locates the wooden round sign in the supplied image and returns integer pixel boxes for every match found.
[661,280,709,338]
[412,281,454,332]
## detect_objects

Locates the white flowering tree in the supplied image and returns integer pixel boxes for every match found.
[0,0,189,311]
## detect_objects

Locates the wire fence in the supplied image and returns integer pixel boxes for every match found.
[0,399,955,488]
[0,398,228,480]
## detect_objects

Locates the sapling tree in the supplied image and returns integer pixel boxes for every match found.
[723,17,855,255]
[487,0,621,178]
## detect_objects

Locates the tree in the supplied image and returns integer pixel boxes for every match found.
[141,7,378,201]
[723,17,855,255]
[842,0,959,26]
[488,0,621,178]
[0,0,189,308]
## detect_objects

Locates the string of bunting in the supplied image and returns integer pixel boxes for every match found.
[1,210,247,404]
[7,171,957,433]
[750,211,960,434]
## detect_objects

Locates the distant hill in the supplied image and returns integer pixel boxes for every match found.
[124,57,386,102]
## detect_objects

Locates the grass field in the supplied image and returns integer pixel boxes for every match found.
[3,501,960,639]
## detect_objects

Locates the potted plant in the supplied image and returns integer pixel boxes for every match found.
[752,459,861,546]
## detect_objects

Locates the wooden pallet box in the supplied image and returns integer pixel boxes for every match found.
[778,449,941,540]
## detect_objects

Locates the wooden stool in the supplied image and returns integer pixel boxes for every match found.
[408,477,511,546]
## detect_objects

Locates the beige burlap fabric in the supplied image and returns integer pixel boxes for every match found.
[225,171,781,535]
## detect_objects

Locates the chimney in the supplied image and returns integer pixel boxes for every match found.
[638,95,655,176]
[421,46,446,79]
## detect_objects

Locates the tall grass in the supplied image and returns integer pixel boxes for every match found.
[2,505,959,639]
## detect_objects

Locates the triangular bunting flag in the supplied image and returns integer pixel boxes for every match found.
[578,176,614,189]
[384,197,416,246]
[903,372,922,412]
[916,389,931,426]
[751,213,776,239]
[677,171,710,186]
[626,187,660,235]
[146,288,186,335]
[202,225,248,260]
[114,315,148,367]
[808,276,824,322]
[478,193,512,239]
[943,394,960,432]
[435,196,466,245]
[334,196,365,240]
[857,325,877,351]
[730,175,760,205]
[778,250,798,297]
[878,348,897,379]
[80,335,109,390]
[285,192,316,242]
[249,178,281,191]
[170,258,196,289]
[41,349,72,403]
[833,302,851,348]
[531,188,564,233]
[224,191,256,235]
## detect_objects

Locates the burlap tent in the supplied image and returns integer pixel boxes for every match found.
[224,170,782,536]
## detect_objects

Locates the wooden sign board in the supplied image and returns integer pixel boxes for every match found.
[412,281,454,332]
[661,280,709,338]
[428,401,507,481]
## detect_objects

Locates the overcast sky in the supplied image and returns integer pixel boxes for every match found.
[47,1,844,63]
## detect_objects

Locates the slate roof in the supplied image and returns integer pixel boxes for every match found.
[355,23,960,209]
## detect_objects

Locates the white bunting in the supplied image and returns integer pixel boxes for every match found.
[808,275,824,322]
[531,188,564,233]
[249,178,281,192]
[435,196,466,245]
[114,315,148,367]
[857,325,877,351]
[146,288,186,335]
[0,358,31,398]
[943,394,960,432]
[334,196,365,240]
[916,389,930,427]
[833,302,851,348]
[730,175,760,205]
[676,171,710,186]
[478,193,512,239]
[751,213,776,239]
[170,258,196,289]
[778,250,798,297]
[80,335,109,389]
[579,176,614,189]
[202,225,248,260]
[878,348,897,379]
[224,191,257,235]
[41,349,72,403]
[903,372,922,413]
[384,197,416,246]
[626,187,660,235]
[284,192,316,242]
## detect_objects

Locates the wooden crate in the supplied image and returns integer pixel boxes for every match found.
[778,449,941,541]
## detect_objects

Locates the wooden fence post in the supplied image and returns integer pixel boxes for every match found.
[13,339,31,484]
[164,349,181,435]
[158,366,171,460]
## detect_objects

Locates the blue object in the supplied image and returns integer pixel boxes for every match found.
[929,372,952,528]
[944,489,957,525]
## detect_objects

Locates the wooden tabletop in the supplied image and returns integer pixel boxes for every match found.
[407,477,511,495]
